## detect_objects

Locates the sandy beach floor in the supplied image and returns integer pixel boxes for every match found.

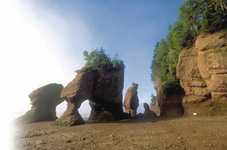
[15,116,227,150]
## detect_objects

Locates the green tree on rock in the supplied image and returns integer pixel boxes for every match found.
[83,48,124,71]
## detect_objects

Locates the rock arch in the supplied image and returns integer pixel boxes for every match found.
[78,100,91,120]
[57,66,125,126]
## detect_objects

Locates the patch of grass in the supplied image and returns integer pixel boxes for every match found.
[55,118,71,127]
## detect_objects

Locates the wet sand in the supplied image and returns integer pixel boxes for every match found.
[15,116,227,150]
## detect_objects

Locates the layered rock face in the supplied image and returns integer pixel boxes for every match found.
[177,31,227,115]
[123,83,139,118]
[177,31,227,103]
[57,66,124,126]
[177,47,210,103]
[18,83,63,123]
[196,32,227,101]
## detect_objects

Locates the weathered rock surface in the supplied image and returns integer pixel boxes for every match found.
[17,83,63,123]
[177,47,210,103]
[196,31,227,101]
[177,31,227,102]
[57,69,94,126]
[57,65,124,126]
[143,103,157,120]
[123,83,139,118]
[176,31,227,115]
[88,108,114,122]
[89,67,125,121]
[157,84,185,117]
[150,98,160,116]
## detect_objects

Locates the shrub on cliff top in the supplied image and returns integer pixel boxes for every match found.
[83,48,124,70]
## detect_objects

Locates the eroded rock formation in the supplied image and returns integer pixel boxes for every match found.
[177,31,227,115]
[196,31,227,101]
[177,47,210,103]
[17,83,63,123]
[57,69,94,126]
[143,103,157,120]
[124,83,139,118]
[57,65,125,126]
[150,98,160,116]
[157,83,185,117]
[177,31,227,102]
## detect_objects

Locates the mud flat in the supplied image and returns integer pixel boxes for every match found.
[15,116,227,150]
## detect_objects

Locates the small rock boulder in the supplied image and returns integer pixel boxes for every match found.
[124,83,139,118]
[143,103,157,120]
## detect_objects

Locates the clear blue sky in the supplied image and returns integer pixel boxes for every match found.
[24,0,183,113]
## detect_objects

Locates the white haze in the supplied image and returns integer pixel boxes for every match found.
[0,1,92,149]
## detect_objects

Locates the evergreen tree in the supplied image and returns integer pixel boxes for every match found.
[151,0,227,85]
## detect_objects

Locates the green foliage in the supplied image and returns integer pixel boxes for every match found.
[83,48,124,70]
[151,0,227,84]
[55,119,69,127]
[179,0,227,33]
[151,40,169,81]
[111,56,124,69]
[204,0,227,32]
[209,0,227,11]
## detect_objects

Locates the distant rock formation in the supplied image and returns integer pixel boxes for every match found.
[57,65,125,126]
[143,103,157,120]
[17,83,63,123]
[124,83,139,118]
[150,97,160,116]
[157,82,185,117]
